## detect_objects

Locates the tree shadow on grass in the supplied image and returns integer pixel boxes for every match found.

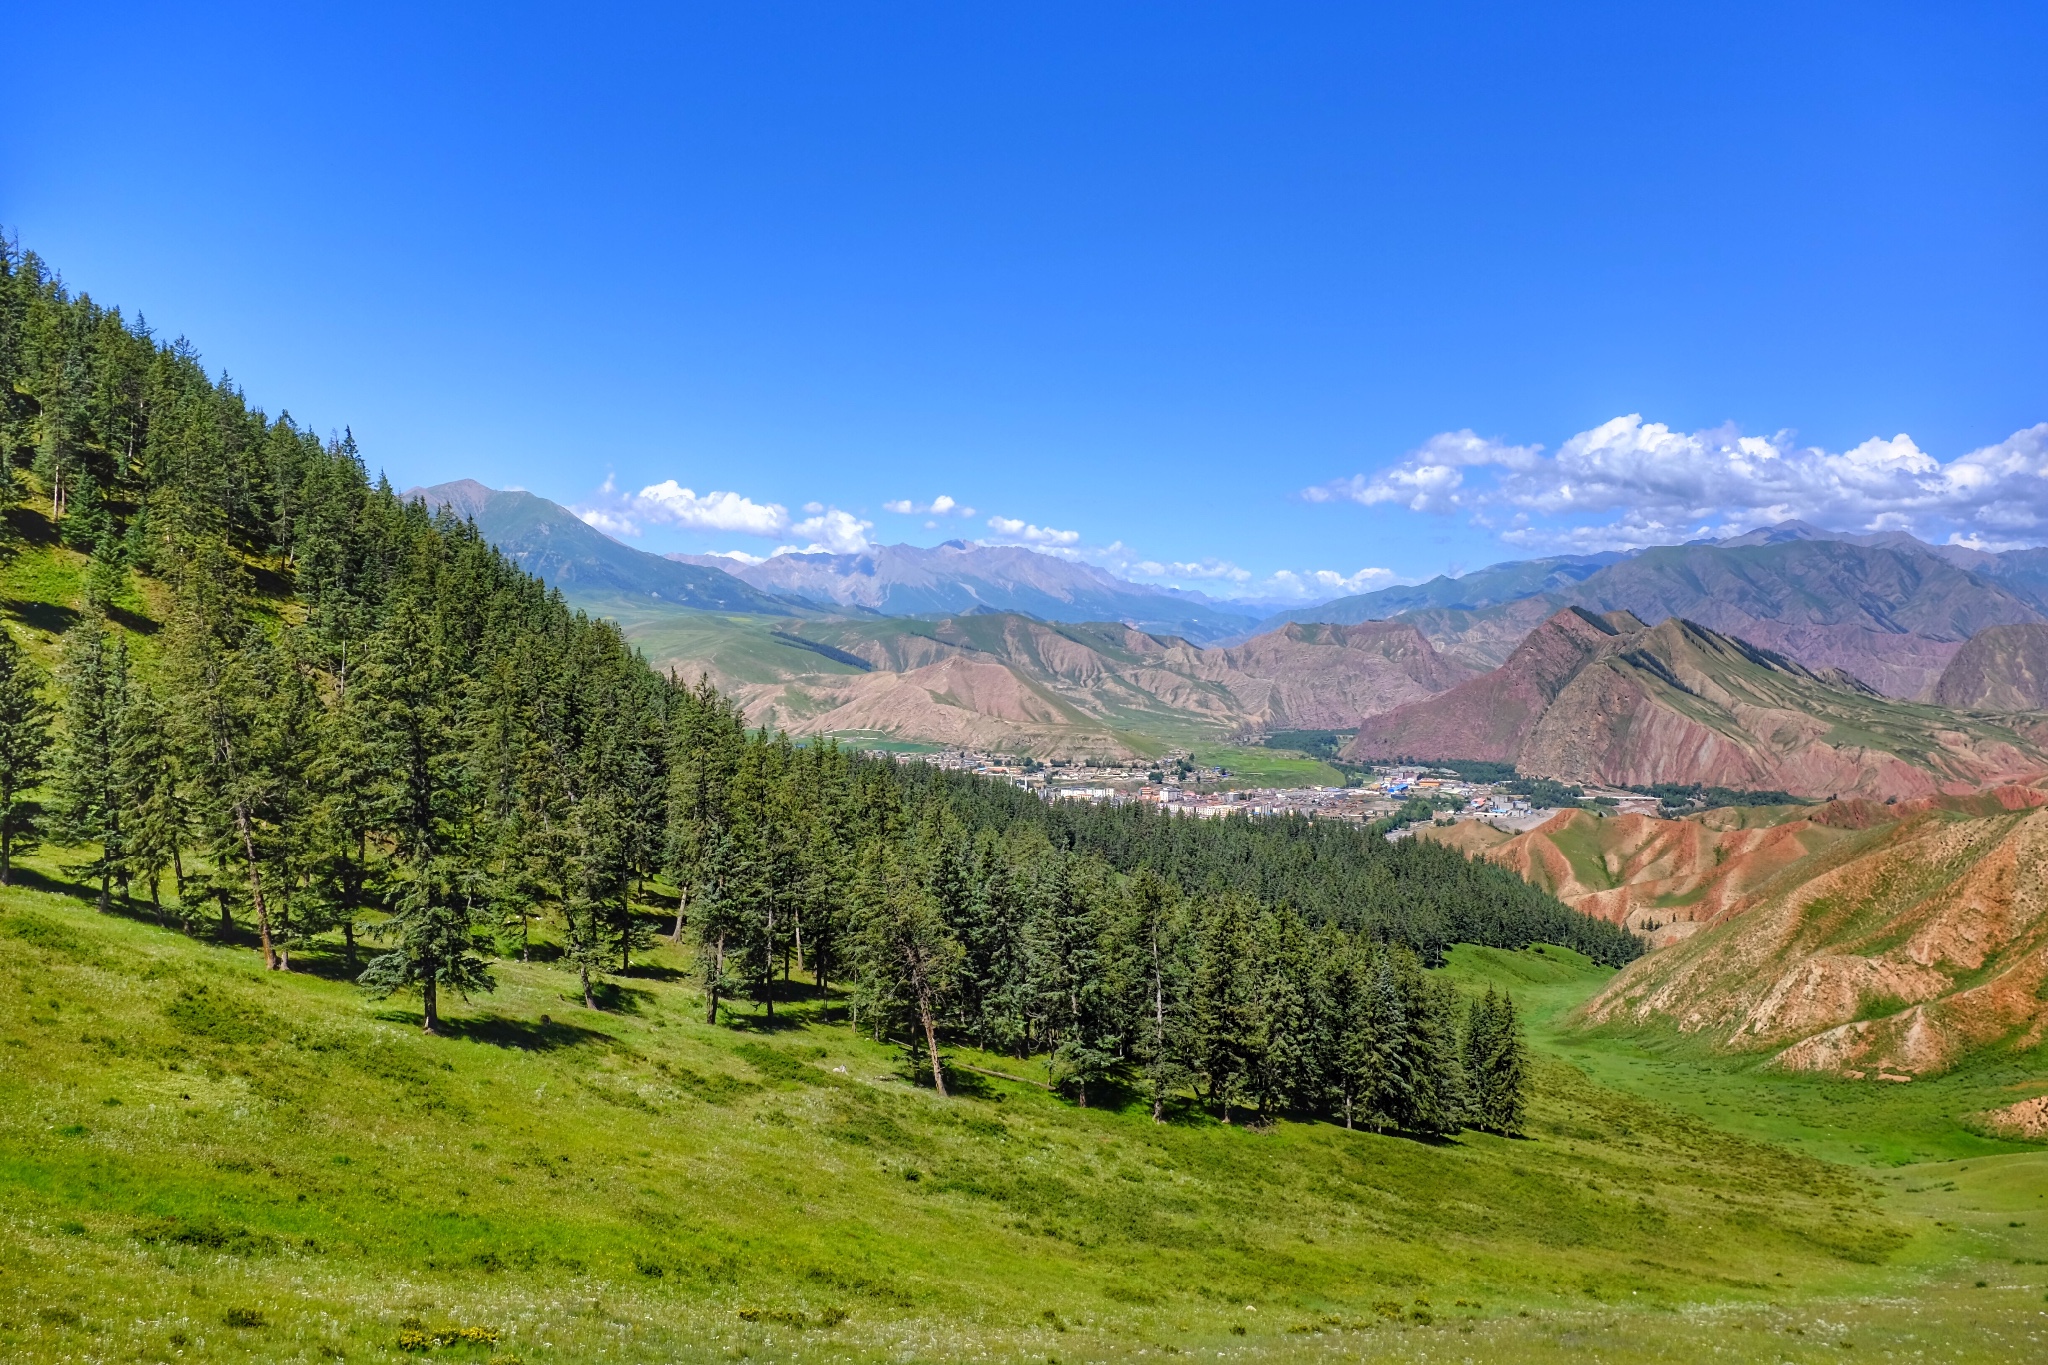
[107,604,160,635]
[437,1012,617,1051]
[2,598,78,638]
[276,947,368,984]
[719,1003,811,1034]
[618,961,689,984]
[587,980,654,1015]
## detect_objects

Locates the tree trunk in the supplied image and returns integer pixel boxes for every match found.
[149,874,162,924]
[1151,948,1166,1123]
[619,893,631,972]
[670,888,688,944]
[342,917,357,971]
[235,805,278,970]
[704,933,723,1025]
[98,870,109,913]
[918,994,948,1097]
[763,899,775,1021]
[581,959,596,1011]
[171,843,184,901]
[1,813,12,885]
[421,975,439,1035]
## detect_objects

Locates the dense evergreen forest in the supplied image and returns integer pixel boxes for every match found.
[0,239,1636,1135]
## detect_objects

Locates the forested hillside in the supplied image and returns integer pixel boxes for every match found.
[0,240,1632,1133]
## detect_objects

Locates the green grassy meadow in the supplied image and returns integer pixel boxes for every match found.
[0,865,2041,1363]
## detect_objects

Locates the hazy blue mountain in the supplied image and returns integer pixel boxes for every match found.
[679,539,1263,644]
[1252,553,1627,633]
[406,480,803,615]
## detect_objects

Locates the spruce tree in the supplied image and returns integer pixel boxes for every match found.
[0,628,51,885]
[119,683,184,920]
[852,839,963,1095]
[358,856,496,1034]
[1465,989,1529,1134]
[1128,868,1189,1122]
[53,615,131,911]
[1190,893,1258,1123]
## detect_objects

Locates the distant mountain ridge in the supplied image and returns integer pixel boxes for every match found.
[1253,553,1628,632]
[669,612,1478,758]
[406,480,804,615]
[1311,533,2048,698]
[1348,606,2048,799]
[681,540,1262,644]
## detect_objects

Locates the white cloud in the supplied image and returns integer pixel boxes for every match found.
[576,506,642,538]
[573,475,878,554]
[633,480,790,536]
[1310,416,2048,552]
[1131,557,1253,583]
[886,494,974,517]
[787,508,875,554]
[986,515,1081,546]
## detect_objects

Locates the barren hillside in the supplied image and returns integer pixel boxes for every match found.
[1448,791,2048,1079]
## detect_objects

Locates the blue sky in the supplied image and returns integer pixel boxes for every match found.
[7,3,2047,602]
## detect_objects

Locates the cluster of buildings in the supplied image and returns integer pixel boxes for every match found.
[870,749,1655,833]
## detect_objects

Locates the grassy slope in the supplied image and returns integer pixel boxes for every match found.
[0,520,2040,1360]
[0,877,2042,1363]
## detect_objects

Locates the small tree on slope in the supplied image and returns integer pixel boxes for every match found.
[0,629,51,885]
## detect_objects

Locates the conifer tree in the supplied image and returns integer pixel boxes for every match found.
[358,856,495,1034]
[1312,931,1372,1130]
[1190,893,1258,1123]
[852,839,963,1095]
[1026,856,1115,1107]
[119,683,184,920]
[53,615,131,911]
[1128,868,1189,1122]
[1464,988,1529,1135]
[0,628,51,885]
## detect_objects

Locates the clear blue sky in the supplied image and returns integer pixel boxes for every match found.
[7,3,2047,601]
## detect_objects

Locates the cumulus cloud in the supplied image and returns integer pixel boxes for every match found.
[884,494,975,518]
[576,506,643,538]
[781,508,875,555]
[574,475,878,553]
[986,515,1081,546]
[1309,416,2048,552]
[632,480,790,536]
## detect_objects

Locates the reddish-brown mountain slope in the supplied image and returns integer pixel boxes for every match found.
[1338,607,1639,763]
[1349,609,2048,799]
[1931,622,2048,711]
[676,613,1477,757]
[1564,790,2048,1078]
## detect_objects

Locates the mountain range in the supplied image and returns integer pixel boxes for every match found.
[673,541,1262,643]
[1349,606,2048,800]
[414,479,2048,778]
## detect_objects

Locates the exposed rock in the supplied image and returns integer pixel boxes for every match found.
[1350,609,2048,800]
[1977,1094,2048,1140]
[1563,791,2048,1077]
[1932,622,2048,711]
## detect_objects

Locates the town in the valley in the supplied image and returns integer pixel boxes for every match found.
[883,745,1664,831]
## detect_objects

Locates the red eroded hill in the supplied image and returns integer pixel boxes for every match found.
[1349,608,2048,800]
[1448,790,2048,1078]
